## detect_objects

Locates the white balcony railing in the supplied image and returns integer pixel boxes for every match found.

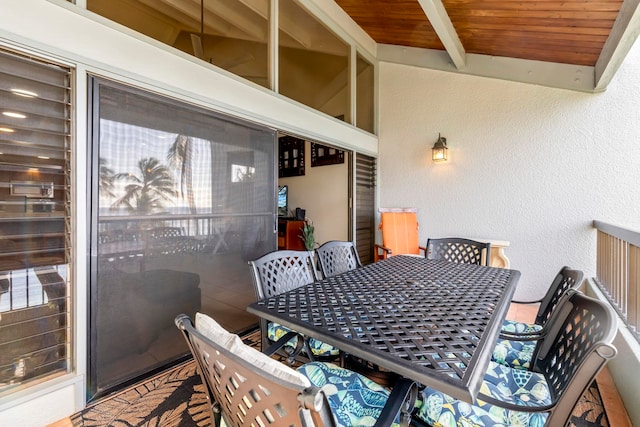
[593,220,640,342]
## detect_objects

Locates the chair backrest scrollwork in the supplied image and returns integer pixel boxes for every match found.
[315,240,362,278]
[531,290,617,426]
[534,267,584,327]
[175,314,335,427]
[426,237,491,266]
[249,250,317,300]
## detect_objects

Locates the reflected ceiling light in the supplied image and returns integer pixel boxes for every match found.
[3,111,26,119]
[191,0,205,59]
[11,88,38,98]
[37,156,50,159]
[0,127,15,133]
[432,133,448,162]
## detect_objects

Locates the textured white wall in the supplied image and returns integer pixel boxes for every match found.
[378,40,640,300]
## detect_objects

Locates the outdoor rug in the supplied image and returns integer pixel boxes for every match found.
[70,330,609,427]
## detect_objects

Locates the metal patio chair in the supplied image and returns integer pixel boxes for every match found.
[425,237,491,266]
[249,250,340,363]
[176,313,417,427]
[315,240,363,278]
[413,290,617,427]
[493,267,584,370]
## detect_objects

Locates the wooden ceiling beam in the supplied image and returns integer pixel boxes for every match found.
[417,0,466,69]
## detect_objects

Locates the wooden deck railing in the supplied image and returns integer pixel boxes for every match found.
[594,220,640,342]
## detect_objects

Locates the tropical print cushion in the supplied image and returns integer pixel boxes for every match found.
[298,361,399,427]
[492,319,543,370]
[268,322,341,357]
[413,361,550,427]
[492,337,536,370]
[501,319,543,334]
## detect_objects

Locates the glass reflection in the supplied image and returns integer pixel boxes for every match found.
[278,0,350,119]
[86,0,270,88]
[356,53,375,133]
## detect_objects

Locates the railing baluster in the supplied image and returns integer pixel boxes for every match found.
[631,244,639,332]
[593,220,640,342]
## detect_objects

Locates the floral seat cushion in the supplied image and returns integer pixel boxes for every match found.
[492,337,537,370]
[491,319,543,370]
[298,361,400,427]
[501,319,543,335]
[413,361,550,427]
[268,322,341,357]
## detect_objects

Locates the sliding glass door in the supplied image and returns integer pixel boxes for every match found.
[88,78,276,398]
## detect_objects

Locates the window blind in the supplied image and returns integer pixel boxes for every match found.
[355,153,376,264]
[0,48,72,391]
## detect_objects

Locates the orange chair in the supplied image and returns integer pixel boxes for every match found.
[374,208,425,262]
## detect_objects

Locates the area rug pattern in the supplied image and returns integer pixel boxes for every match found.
[70,330,608,427]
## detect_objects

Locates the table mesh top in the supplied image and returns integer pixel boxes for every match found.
[249,256,518,394]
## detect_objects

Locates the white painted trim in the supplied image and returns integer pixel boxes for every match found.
[377,44,597,92]
[0,373,83,410]
[72,63,89,405]
[269,0,278,92]
[349,45,357,126]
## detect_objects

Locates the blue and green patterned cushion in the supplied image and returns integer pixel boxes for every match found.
[492,319,543,370]
[298,361,399,427]
[268,322,341,357]
[492,337,537,370]
[501,319,543,335]
[413,361,550,427]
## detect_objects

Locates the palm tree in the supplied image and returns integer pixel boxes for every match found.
[167,134,196,214]
[112,157,177,215]
[98,157,117,199]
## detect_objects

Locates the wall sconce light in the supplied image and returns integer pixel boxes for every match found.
[432,133,448,162]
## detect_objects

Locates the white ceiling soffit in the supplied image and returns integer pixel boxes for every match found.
[377,45,597,92]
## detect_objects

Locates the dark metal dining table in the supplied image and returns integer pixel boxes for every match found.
[247,255,520,403]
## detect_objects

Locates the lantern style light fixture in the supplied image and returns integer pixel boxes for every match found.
[432,133,448,162]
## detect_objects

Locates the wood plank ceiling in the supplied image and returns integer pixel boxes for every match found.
[334,0,624,67]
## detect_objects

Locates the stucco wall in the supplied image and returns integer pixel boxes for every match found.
[378,39,640,302]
